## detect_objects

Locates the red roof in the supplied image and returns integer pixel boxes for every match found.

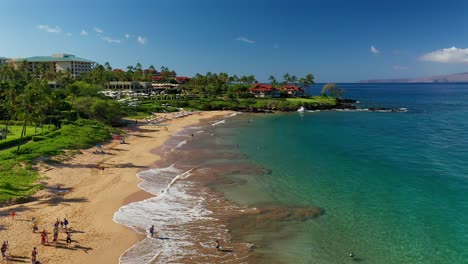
[152,76,165,81]
[113,69,124,72]
[250,84,276,91]
[176,76,190,81]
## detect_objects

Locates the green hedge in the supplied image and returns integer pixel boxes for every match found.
[32,136,47,142]
[0,120,25,126]
[0,136,33,149]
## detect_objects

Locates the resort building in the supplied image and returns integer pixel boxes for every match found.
[249,84,280,98]
[278,85,304,97]
[105,81,152,92]
[175,76,191,84]
[0,57,7,65]
[6,54,95,78]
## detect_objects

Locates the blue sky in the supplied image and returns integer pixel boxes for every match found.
[1,0,468,82]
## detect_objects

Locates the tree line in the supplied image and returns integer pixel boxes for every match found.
[182,72,316,98]
[0,63,124,152]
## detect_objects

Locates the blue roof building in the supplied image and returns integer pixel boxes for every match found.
[7,54,95,78]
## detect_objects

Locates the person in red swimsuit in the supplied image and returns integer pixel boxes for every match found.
[9,209,15,221]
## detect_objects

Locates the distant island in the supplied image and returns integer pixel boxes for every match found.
[360,72,468,83]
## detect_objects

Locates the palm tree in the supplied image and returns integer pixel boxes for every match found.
[246,75,256,84]
[268,75,277,87]
[299,78,307,88]
[305,73,315,86]
[104,62,112,71]
[66,83,81,119]
[135,63,142,71]
[290,75,298,86]
[282,73,290,86]
[16,80,49,152]
[229,75,239,84]
[0,82,18,139]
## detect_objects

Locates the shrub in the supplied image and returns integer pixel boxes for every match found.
[32,136,47,142]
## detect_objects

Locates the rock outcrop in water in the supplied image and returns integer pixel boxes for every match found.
[251,205,325,222]
[228,204,325,230]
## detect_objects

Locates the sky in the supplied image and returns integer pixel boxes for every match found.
[1,0,468,82]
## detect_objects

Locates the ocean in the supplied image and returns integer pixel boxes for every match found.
[114,83,468,264]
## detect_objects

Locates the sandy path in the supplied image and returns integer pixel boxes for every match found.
[0,111,232,264]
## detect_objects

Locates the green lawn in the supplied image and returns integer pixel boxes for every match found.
[0,119,113,204]
[286,96,336,105]
[1,125,54,140]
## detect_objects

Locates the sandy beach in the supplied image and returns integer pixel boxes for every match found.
[0,110,233,264]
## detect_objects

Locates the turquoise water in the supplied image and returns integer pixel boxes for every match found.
[215,84,468,263]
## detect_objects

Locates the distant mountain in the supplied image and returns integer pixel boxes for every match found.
[360,72,468,83]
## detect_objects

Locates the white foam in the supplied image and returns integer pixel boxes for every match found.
[170,139,187,152]
[114,166,219,263]
[187,126,203,130]
[212,119,226,126]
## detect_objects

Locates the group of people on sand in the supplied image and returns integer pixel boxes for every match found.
[36,218,71,248]
[27,216,71,263]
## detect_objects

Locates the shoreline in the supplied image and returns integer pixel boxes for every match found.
[0,110,233,264]
[115,113,256,263]
[114,113,324,263]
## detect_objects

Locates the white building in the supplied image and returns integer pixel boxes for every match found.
[7,54,95,78]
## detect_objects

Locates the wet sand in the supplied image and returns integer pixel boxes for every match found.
[0,111,233,264]
[116,116,324,263]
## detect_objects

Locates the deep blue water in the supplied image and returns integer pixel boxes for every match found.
[215,83,468,263]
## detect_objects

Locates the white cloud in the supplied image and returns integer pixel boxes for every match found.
[94,27,104,34]
[80,29,88,36]
[125,33,130,39]
[137,36,146,45]
[393,65,408,70]
[37,24,62,33]
[420,46,468,64]
[102,36,121,43]
[370,45,380,54]
[236,37,255,44]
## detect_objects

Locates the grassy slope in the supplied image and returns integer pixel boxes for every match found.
[0,125,55,148]
[286,96,336,105]
[0,119,113,203]
[121,96,337,117]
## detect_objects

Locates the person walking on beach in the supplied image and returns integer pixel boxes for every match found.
[40,229,48,245]
[53,226,59,246]
[149,225,155,237]
[216,240,221,251]
[63,217,69,232]
[32,222,38,233]
[31,247,37,264]
[9,209,15,221]
[1,241,7,260]
[66,232,72,247]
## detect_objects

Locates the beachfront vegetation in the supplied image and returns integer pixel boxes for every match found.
[0,119,112,204]
[0,60,343,204]
[321,83,345,98]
